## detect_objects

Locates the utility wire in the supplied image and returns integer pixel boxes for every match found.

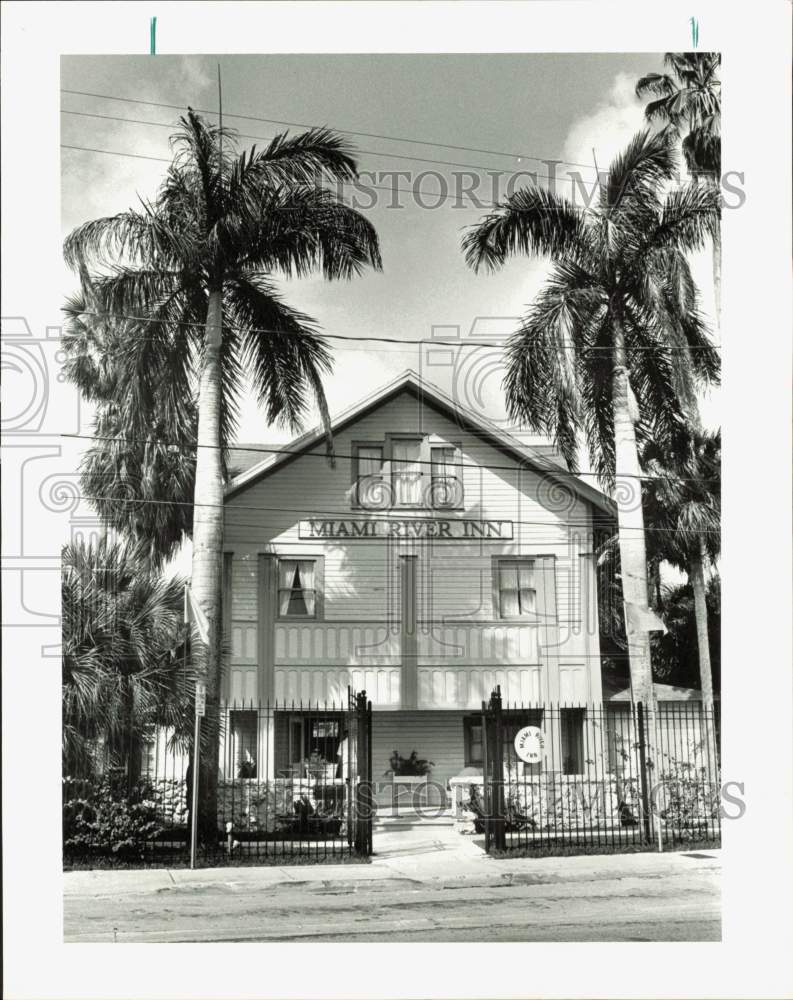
[66,310,723,352]
[61,87,601,174]
[61,108,600,181]
[60,141,711,214]
[60,141,506,209]
[63,432,720,484]
[67,492,719,535]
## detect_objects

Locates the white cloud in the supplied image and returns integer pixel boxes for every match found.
[563,71,646,173]
[562,71,720,431]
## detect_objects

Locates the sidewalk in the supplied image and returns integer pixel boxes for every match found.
[64,829,721,900]
[64,816,721,942]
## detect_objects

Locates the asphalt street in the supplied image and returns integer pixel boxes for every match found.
[64,821,721,943]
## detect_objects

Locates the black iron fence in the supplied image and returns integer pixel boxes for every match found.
[472,687,721,854]
[63,691,373,866]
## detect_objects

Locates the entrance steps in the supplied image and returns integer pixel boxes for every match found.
[374,808,455,829]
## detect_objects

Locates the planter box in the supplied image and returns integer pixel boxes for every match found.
[385,774,431,812]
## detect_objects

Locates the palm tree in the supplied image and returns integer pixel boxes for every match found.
[64,112,382,832]
[462,130,719,704]
[642,429,721,707]
[62,536,192,780]
[63,275,197,568]
[651,577,720,691]
[636,53,722,325]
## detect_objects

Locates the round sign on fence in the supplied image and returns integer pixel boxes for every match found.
[514,725,544,764]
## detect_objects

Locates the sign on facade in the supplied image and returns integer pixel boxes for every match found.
[299,518,513,540]
[514,725,544,764]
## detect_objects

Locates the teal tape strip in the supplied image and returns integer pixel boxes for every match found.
[689,16,699,48]
[150,16,157,55]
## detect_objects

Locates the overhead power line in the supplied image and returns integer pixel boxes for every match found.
[67,491,720,535]
[60,141,507,209]
[61,135,716,215]
[61,108,600,181]
[66,310,723,353]
[61,87,601,174]
[63,432,720,485]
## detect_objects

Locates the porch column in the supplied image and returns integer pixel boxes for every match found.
[257,553,277,704]
[536,554,560,702]
[400,554,418,709]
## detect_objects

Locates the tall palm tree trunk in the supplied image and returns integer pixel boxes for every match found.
[689,540,718,771]
[191,289,225,843]
[612,316,654,707]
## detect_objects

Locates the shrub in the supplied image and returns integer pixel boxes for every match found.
[657,748,720,834]
[63,769,171,860]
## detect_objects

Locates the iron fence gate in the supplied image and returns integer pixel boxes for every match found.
[63,689,374,867]
[476,687,721,855]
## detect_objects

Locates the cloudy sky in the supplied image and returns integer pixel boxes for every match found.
[61,52,719,450]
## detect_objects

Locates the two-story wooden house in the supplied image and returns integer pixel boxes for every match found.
[220,371,617,796]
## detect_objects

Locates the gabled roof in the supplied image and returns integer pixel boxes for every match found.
[226,369,616,516]
[227,444,281,479]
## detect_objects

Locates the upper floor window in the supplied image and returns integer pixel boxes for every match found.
[352,438,463,509]
[496,559,536,619]
[278,559,317,618]
[392,438,423,505]
[430,445,463,508]
[355,445,386,507]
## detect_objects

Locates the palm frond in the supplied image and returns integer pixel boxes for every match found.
[462,186,586,273]
[223,184,382,279]
[225,274,333,434]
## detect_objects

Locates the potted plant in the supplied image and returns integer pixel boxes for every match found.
[238,755,256,780]
[384,750,434,779]
[384,750,434,811]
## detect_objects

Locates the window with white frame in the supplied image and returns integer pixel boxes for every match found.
[496,559,536,619]
[352,437,465,509]
[355,444,387,508]
[391,438,423,505]
[278,559,317,618]
[430,445,462,508]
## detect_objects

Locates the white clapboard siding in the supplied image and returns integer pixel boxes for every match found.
[558,663,589,703]
[417,666,542,708]
[274,622,400,664]
[371,711,470,794]
[224,386,602,701]
[417,624,538,663]
[274,666,401,708]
